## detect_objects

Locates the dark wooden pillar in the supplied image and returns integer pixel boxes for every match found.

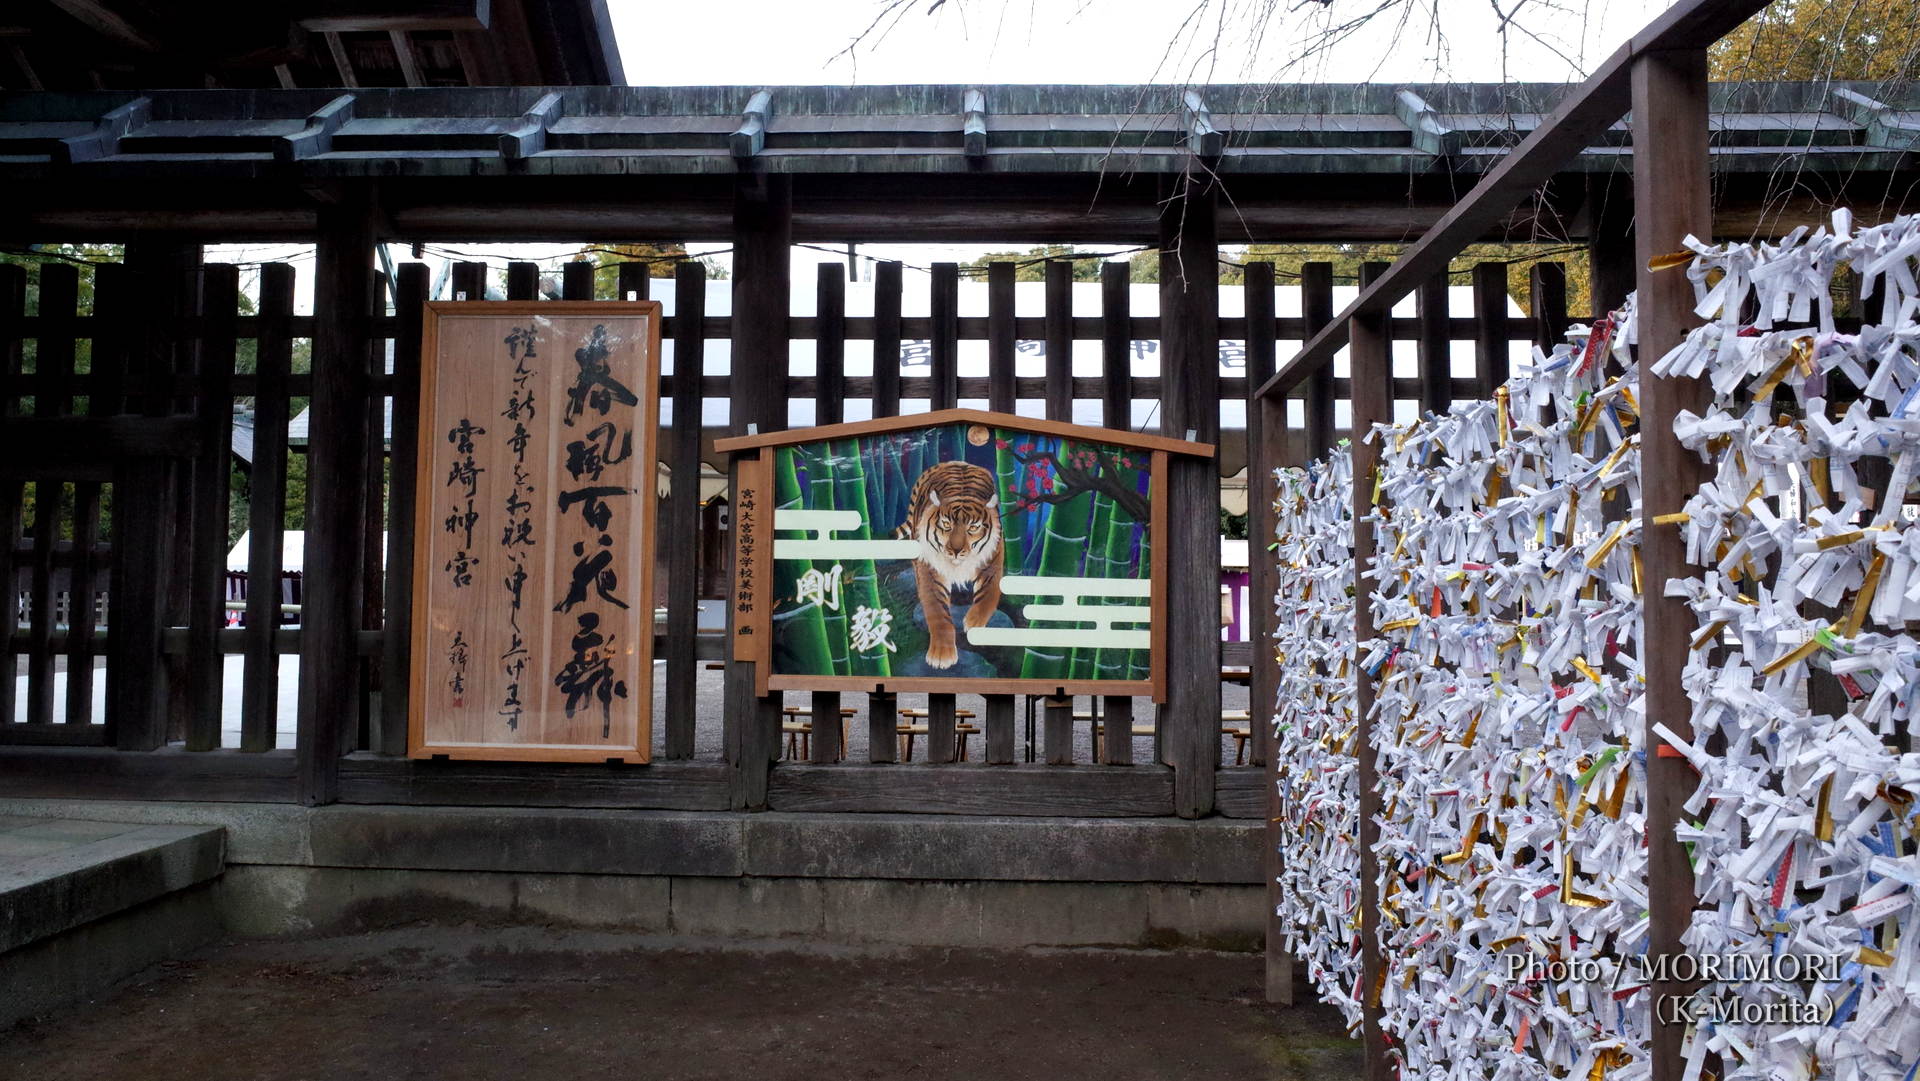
[1586,173,1636,319]
[375,263,427,756]
[1158,181,1220,819]
[185,265,239,751]
[1099,260,1135,764]
[1530,263,1570,352]
[809,263,845,764]
[298,195,377,804]
[1243,261,1276,770]
[866,260,903,764]
[1414,272,1450,417]
[1633,47,1712,1081]
[1300,263,1336,462]
[1349,304,1392,1081]
[1471,262,1511,397]
[926,262,960,764]
[665,261,708,760]
[725,172,790,808]
[1245,258,1292,1003]
[109,240,200,750]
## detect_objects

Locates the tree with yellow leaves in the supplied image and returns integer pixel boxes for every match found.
[1711,0,1918,80]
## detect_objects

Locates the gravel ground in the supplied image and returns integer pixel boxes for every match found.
[1,929,1361,1081]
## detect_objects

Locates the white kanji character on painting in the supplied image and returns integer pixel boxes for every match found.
[794,563,844,612]
[851,605,897,654]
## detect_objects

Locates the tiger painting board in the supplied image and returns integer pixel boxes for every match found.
[409,302,662,763]
[716,409,1213,699]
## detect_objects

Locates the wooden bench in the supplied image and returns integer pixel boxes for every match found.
[780,705,857,761]
[1090,718,1157,762]
[897,708,977,761]
[1221,709,1253,765]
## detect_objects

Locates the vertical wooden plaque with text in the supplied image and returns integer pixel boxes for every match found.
[410,302,661,762]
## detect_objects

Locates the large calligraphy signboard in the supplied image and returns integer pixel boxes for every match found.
[409,302,661,762]
[717,409,1213,698]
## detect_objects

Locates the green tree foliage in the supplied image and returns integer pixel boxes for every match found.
[576,242,727,293]
[960,245,1110,282]
[1227,242,1592,318]
[1711,0,1917,81]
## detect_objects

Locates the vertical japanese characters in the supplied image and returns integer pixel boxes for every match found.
[552,324,635,738]
[496,325,538,731]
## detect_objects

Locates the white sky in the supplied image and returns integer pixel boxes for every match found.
[211,0,1681,303]
[606,0,1671,87]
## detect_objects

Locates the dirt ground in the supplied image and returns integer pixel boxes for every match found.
[2,929,1360,1081]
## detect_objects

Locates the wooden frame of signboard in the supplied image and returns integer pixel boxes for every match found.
[715,408,1212,702]
[408,301,662,763]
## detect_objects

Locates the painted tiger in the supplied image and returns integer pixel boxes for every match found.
[893,461,1004,669]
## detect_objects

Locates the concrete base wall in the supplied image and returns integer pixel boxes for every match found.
[217,866,1263,951]
[1,880,226,1029]
[0,800,1264,953]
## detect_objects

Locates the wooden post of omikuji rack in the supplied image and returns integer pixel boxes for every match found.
[1633,44,1714,1081]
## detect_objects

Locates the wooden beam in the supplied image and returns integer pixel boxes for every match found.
[298,1,492,32]
[0,416,199,469]
[388,30,424,87]
[323,31,359,88]
[336,754,728,810]
[1257,0,1775,402]
[45,0,164,52]
[0,746,299,803]
[7,43,44,91]
[1633,46,1713,1081]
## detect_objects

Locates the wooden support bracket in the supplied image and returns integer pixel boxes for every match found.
[277,94,355,163]
[730,90,772,159]
[1832,87,1920,151]
[1182,90,1222,157]
[1393,88,1450,156]
[499,91,564,160]
[55,96,149,164]
[962,88,988,158]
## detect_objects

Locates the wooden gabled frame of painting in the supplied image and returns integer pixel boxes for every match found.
[409,302,662,763]
[716,409,1214,701]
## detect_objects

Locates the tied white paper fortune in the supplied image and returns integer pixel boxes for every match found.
[1275,301,1660,1081]
[1366,302,1653,1081]
[1273,447,1366,1022]
[1652,210,1920,1081]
